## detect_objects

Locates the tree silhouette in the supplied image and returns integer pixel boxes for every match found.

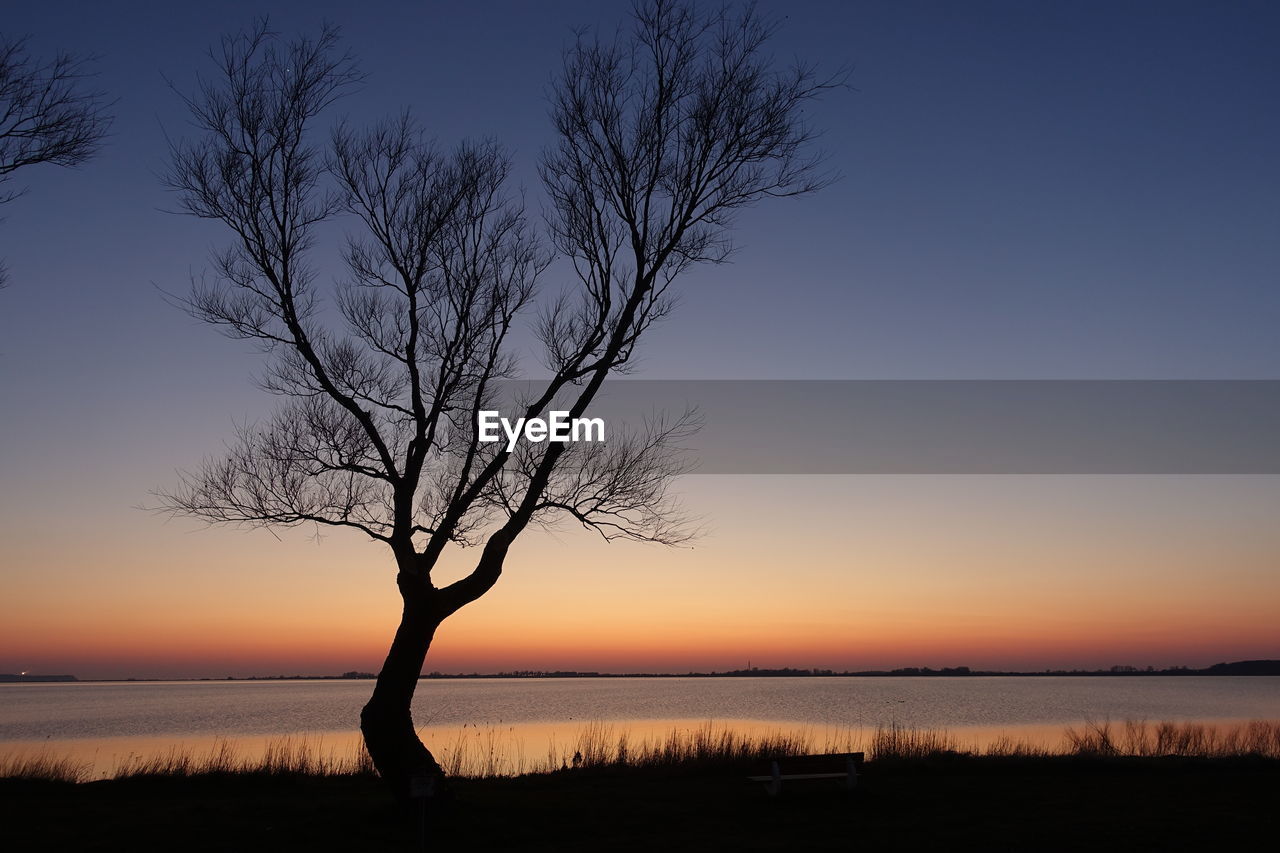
[160,2,837,800]
[0,34,112,287]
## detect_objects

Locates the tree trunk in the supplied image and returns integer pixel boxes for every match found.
[361,572,444,801]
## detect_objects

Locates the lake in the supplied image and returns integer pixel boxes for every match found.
[3,676,1277,778]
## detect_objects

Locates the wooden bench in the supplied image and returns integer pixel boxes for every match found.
[747,752,864,797]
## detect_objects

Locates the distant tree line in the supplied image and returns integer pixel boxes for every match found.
[13,660,1273,683]
[416,659,1280,678]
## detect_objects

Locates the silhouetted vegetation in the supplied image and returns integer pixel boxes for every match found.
[157,0,839,799]
[0,34,112,287]
[10,659,1273,683]
[6,719,1279,787]
[4,721,1279,851]
[1203,659,1280,676]
[417,658,1280,679]
[1063,719,1280,758]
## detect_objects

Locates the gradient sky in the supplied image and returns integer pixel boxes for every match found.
[1,1,1278,678]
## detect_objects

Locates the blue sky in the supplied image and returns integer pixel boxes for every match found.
[4,1,1277,384]
[2,2,1278,676]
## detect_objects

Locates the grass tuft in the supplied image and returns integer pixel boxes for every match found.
[565,721,849,771]
[1064,719,1280,759]
[870,723,956,760]
[4,719,1279,784]
[111,736,375,780]
[0,750,90,784]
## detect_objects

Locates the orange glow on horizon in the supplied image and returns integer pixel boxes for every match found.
[3,477,1278,679]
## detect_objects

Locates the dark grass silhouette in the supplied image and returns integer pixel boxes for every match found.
[4,733,1278,852]
[6,719,1279,784]
[4,720,1280,850]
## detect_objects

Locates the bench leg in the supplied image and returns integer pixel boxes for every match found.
[767,760,782,797]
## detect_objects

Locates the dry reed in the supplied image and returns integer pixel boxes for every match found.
[1063,719,1280,759]
[0,750,90,783]
[4,719,1278,784]
[110,735,374,779]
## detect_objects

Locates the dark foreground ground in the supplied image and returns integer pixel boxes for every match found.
[3,756,1276,852]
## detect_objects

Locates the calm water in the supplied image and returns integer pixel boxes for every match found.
[3,677,1277,775]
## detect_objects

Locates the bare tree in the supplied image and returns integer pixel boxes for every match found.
[161,2,837,800]
[0,34,112,287]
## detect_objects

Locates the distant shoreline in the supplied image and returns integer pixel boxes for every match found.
[5,659,1278,683]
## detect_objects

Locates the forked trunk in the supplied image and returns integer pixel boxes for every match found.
[361,573,444,801]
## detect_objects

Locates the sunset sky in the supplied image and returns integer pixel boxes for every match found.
[2,1,1278,679]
